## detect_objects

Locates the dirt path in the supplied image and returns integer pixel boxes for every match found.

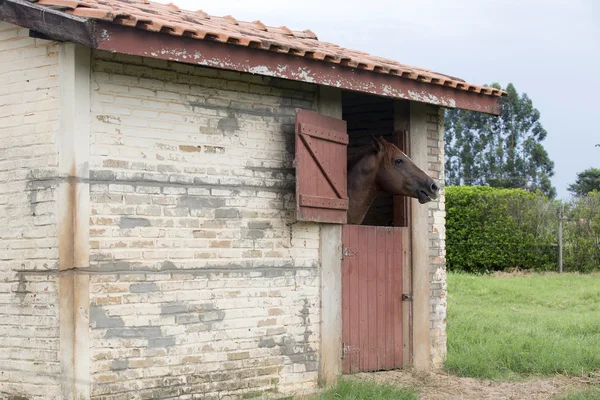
[350,368,598,400]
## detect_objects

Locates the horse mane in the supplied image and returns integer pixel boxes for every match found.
[347,139,399,170]
[347,146,375,171]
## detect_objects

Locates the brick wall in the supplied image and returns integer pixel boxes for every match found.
[426,106,447,368]
[0,23,447,397]
[0,22,61,399]
[88,50,321,399]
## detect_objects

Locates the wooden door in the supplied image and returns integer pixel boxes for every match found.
[294,109,349,224]
[341,225,405,373]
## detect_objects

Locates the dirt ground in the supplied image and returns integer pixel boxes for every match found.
[349,368,600,400]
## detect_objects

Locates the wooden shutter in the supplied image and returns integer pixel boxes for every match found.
[295,109,349,224]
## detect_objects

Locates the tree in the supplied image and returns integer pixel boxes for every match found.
[444,83,556,198]
[567,168,600,197]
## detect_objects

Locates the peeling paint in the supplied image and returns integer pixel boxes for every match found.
[90,307,124,329]
[295,68,315,83]
[99,29,110,40]
[143,48,461,111]
[119,217,151,229]
[217,115,239,133]
[111,358,128,371]
[248,65,276,76]
[130,282,158,293]
[433,266,446,282]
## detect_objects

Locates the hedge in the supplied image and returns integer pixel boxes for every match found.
[563,191,600,273]
[446,186,558,273]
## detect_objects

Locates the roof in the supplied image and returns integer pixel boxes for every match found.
[0,0,506,114]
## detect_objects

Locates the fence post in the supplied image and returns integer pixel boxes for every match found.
[558,203,563,274]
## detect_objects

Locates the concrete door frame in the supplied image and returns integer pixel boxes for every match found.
[317,93,433,386]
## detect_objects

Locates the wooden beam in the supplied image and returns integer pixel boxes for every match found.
[95,22,503,115]
[0,0,96,47]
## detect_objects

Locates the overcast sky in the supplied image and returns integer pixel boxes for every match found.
[156,0,599,199]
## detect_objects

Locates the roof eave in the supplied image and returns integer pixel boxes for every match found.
[0,0,97,47]
[95,23,502,115]
[0,2,502,115]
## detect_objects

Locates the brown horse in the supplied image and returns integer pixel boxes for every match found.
[347,136,439,225]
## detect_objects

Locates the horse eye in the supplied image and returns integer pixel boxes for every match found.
[395,159,404,166]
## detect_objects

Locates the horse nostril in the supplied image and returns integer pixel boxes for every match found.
[431,182,439,192]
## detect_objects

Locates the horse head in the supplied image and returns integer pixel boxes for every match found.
[371,136,439,204]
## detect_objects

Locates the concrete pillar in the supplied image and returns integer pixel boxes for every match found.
[58,42,91,400]
[317,86,343,386]
[409,101,431,370]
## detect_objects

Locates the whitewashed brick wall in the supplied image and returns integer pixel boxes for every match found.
[0,22,61,399]
[0,22,447,397]
[427,106,447,368]
[88,50,321,399]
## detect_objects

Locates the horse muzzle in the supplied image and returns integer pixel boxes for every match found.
[416,180,440,203]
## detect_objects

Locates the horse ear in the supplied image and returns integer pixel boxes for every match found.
[371,134,382,153]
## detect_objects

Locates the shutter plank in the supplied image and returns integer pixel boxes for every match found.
[299,133,345,198]
[295,109,348,224]
[299,195,349,210]
[299,122,349,144]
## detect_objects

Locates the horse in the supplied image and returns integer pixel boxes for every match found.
[346,136,440,225]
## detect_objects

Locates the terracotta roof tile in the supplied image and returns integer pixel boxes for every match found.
[28,0,507,97]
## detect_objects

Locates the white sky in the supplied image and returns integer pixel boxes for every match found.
[155,0,600,199]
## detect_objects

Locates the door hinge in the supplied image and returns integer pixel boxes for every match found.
[402,294,413,301]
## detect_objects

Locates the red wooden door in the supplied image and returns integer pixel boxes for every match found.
[342,225,404,373]
[294,109,349,224]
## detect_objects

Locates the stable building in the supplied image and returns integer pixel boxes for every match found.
[0,0,505,399]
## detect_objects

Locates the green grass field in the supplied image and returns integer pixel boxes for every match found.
[299,272,600,399]
[445,272,600,380]
[555,387,600,400]
[309,379,417,400]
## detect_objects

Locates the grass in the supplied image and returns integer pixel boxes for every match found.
[308,379,418,400]
[554,386,600,400]
[445,272,600,380]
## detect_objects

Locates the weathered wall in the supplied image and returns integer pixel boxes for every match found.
[0,22,62,399]
[0,20,447,398]
[426,106,447,368]
[88,50,321,399]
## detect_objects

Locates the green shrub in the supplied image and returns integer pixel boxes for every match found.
[446,186,557,273]
[563,191,600,272]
